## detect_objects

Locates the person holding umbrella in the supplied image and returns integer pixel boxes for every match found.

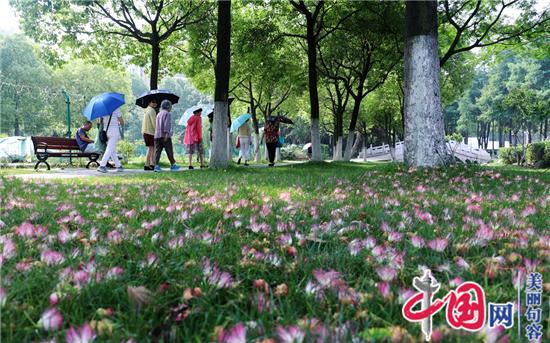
[97,108,124,173]
[82,92,125,173]
[230,114,252,166]
[141,99,157,170]
[183,107,206,169]
[154,100,180,172]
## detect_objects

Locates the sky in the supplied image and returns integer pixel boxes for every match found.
[0,0,20,34]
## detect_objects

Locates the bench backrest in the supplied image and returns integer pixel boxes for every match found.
[31,136,80,152]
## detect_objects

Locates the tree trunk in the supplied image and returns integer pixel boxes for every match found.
[343,95,362,161]
[498,123,504,147]
[484,122,490,149]
[14,117,21,136]
[210,0,231,169]
[333,108,344,160]
[544,117,548,140]
[306,21,322,161]
[403,0,449,167]
[351,131,363,159]
[476,122,482,148]
[333,136,343,161]
[150,43,160,90]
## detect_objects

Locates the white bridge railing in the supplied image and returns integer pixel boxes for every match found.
[358,140,491,163]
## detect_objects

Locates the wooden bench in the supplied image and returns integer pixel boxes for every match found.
[31,136,100,170]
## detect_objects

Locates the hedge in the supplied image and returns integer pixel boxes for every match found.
[500,140,550,168]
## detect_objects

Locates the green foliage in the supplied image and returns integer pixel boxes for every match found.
[445,132,464,143]
[499,146,525,165]
[279,144,307,161]
[525,141,550,168]
[0,35,55,135]
[1,163,548,341]
[117,140,135,164]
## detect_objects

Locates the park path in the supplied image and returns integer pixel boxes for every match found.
[12,161,307,180]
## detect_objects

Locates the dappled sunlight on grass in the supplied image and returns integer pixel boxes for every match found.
[0,162,548,342]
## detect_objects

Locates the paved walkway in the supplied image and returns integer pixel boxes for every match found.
[12,161,306,180]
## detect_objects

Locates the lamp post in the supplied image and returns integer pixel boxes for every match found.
[62,90,72,165]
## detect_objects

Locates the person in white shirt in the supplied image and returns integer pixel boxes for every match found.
[97,109,124,173]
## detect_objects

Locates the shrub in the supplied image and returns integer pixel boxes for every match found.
[499,146,524,165]
[118,140,136,164]
[526,141,550,168]
[445,132,464,143]
[280,144,307,160]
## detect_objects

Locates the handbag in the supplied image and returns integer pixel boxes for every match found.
[99,115,113,143]
[236,136,241,148]
[276,135,284,148]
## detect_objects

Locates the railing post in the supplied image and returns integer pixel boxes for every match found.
[62,90,72,165]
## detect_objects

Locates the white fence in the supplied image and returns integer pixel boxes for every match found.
[0,136,33,161]
[358,140,491,164]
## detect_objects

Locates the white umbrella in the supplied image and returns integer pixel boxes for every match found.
[178,105,213,126]
[302,143,312,150]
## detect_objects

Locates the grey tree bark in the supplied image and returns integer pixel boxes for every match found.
[210,0,231,168]
[403,0,449,167]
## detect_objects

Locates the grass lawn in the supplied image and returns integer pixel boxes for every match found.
[0,162,548,342]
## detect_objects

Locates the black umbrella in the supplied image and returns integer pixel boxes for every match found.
[277,116,294,125]
[135,89,180,108]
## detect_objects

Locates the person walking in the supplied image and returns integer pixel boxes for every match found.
[141,99,157,170]
[184,108,206,169]
[237,119,252,166]
[264,116,280,167]
[97,109,124,173]
[153,100,180,172]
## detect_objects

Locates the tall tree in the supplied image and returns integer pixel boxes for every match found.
[283,1,357,161]
[439,0,549,67]
[210,0,231,168]
[0,35,53,136]
[404,0,449,167]
[10,0,210,90]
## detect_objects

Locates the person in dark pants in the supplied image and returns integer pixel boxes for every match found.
[264,116,280,167]
[153,100,180,172]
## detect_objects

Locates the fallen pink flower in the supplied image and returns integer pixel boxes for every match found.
[410,235,425,248]
[378,281,391,299]
[279,192,292,202]
[277,325,305,343]
[312,269,341,287]
[387,231,403,242]
[427,238,448,252]
[521,205,536,217]
[398,287,415,304]
[66,323,96,343]
[0,287,5,307]
[73,270,90,287]
[39,307,63,331]
[124,209,137,219]
[15,221,47,238]
[218,323,246,343]
[376,266,398,282]
[41,250,65,266]
[0,237,16,260]
[49,293,59,306]
[105,266,124,280]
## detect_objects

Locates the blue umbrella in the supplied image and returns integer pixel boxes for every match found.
[178,105,212,126]
[230,113,252,133]
[82,92,125,120]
